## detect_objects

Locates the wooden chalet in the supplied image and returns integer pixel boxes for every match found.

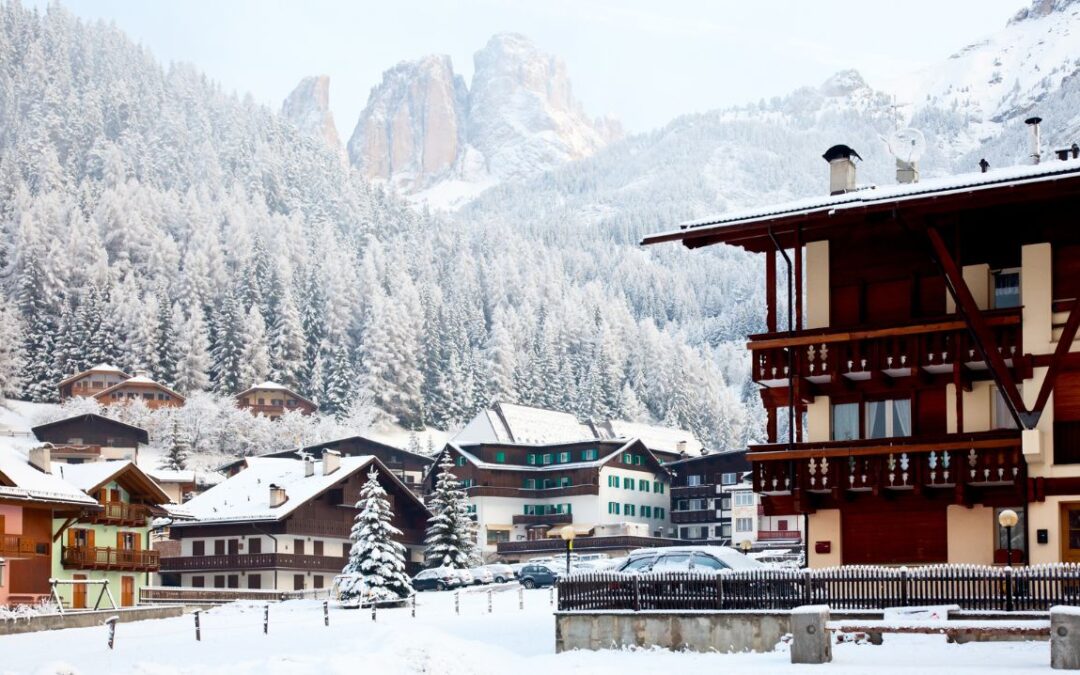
[162,452,430,591]
[94,374,185,410]
[57,363,131,402]
[643,135,1080,567]
[0,448,99,607]
[235,381,317,419]
[31,413,149,463]
[426,439,675,561]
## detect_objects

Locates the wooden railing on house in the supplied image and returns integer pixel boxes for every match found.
[756,530,801,542]
[497,536,681,555]
[512,513,573,526]
[284,518,352,538]
[557,565,1080,613]
[61,546,160,571]
[465,484,600,499]
[671,509,715,524]
[0,534,49,556]
[158,553,347,572]
[86,501,153,526]
[671,485,715,499]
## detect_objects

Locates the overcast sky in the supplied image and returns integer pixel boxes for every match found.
[33,0,1026,134]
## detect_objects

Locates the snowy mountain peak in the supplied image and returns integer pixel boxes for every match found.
[281,75,342,156]
[1009,0,1080,25]
[820,70,869,97]
[347,33,621,209]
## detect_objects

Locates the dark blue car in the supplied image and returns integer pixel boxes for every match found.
[517,564,559,588]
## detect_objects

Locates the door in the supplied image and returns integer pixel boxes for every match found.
[1060,503,1080,563]
[248,538,262,554]
[227,539,239,555]
[72,574,87,609]
[841,502,947,565]
[120,576,134,607]
[293,574,305,591]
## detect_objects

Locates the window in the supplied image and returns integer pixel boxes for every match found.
[676,499,689,511]
[866,399,911,439]
[993,387,1019,430]
[654,507,665,519]
[692,553,728,570]
[249,538,262,554]
[313,541,324,556]
[466,505,476,514]
[214,575,225,589]
[495,452,506,463]
[641,505,652,518]
[721,523,732,538]
[191,576,205,588]
[227,575,239,589]
[607,502,620,515]
[688,498,706,511]
[623,453,633,464]
[527,454,538,465]
[214,540,225,555]
[734,492,755,507]
[313,575,324,589]
[653,481,665,494]
[271,398,283,406]
[523,478,537,489]
[721,473,738,485]
[638,479,649,492]
[460,479,475,488]
[560,477,571,488]
[634,455,643,466]
[607,475,619,488]
[294,539,305,555]
[293,575,305,591]
[993,269,1021,309]
[542,454,553,465]
[581,449,598,461]
[720,496,731,510]
[248,575,262,589]
[486,529,509,545]
[192,541,205,557]
[623,477,634,490]
[624,504,636,517]
[687,474,703,486]
[735,518,753,532]
[456,456,466,467]
[832,402,860,441]
[558,451,570,463]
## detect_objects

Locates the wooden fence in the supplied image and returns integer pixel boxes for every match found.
[557,564,1080,613]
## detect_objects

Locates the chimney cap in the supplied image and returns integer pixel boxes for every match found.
[1025,116,1043,126]
[979,158,990,173]
[823,144,862,163]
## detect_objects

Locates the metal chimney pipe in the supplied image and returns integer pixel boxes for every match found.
[1025,117,1042,165]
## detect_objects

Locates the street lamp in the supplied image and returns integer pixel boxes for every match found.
[560,525,576,575]
[740,539,752,555]
[998,509,1019,567]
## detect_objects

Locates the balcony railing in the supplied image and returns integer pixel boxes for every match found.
[671,485,713,498]
[512,513,573,526]
[86,501,153,526]
[61,546,160,571]
[671,509,716,524]
[757,530,802,542]
[465,484,599,499]
[0,534,49,556]
[159,553,348,573]
[749,309,1022,390]
[497,535,682,555]
[284,518,352,538]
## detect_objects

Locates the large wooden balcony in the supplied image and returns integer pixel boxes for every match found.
[671,509,718,524]
[159,553,347,573]
[512,513,573,526]
[750,309,1023,396]
[0,534,49,557]
[750,430,1024,510]
[85,501,153,526]
[61,546,160,572]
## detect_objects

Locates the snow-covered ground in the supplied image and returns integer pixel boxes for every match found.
[0,585,1054,674]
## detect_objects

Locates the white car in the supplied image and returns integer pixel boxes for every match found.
[453,568,476,586]
[482,564,516,583]
[617,546,765,573]
[467,566,495,585]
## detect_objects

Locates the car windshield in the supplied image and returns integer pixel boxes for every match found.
[621,557,656,572]
[651,553,692,571]
[690,553,729,570]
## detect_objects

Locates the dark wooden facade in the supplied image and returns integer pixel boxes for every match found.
[32,414,149,451]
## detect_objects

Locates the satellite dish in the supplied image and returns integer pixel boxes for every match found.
[883,128,926,164]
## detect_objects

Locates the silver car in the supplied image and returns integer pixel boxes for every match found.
[468,566,495,585]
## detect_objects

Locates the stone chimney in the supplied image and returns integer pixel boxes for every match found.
[896,159,919,185]
[823,145,861,195]
[28,446,51,474]
[269,484,288,508]
[323,449,341,475]
[676,440,688,456]
[1026,116,1042,164]
[303,455,315,478]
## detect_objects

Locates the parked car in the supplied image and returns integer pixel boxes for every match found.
[483,563,516,583]
[412,567,460,592]
[518,563,560,589]
[468,566,495,585]
[453,568,476,586]
[617,546,765,574]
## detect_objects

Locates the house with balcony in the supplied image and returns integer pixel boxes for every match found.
[94,374,185,410]
[643,133,1080,567]
[31,413,149,463]
[235,381,317,419]
[51,457,171,607]
[0,448,99,607]
[161,451,429,593]
[425,439,675,561]
[57,364,131,402]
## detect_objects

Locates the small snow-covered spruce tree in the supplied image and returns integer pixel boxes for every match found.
[423,454,479,568]
[340,468,412,604]
[159,419,191,471]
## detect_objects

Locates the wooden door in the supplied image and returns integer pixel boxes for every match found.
[841,502,947,565]
[1060,503,1080,563]
[121,576,134,607]
[72,574,87,609]
[227,539,239,555]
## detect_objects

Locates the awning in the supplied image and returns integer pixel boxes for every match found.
[485,524,512,532]
[546,525,593,538]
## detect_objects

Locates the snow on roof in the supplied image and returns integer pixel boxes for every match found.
[174,456,377,525]
[57,363,131,387]
[146,468,197,483]
[449,439,669,474]
[235,381,315,406]
[649,157,1080,240]
[95,376,185,401]
[0,448,98,505]
[598,420,703,454]
[54,460,132,492]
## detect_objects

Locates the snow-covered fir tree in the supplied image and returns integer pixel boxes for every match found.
[340,468,413,604]
[423,454,478,568]
[159,418,192,471]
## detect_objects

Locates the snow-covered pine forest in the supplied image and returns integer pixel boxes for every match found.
[0,3,759,452]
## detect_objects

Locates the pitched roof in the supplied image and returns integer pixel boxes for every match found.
[0,449,99,506]
[174,455,429,526]
[94,376,186,402]
[596,419,703,455]
[453,402,598,445]
[54,460,171,504]
[31,413,150,444]
[642,157,1080,250]
[444,438,670,475]
[57,363,131,388]
[235,381,316,408]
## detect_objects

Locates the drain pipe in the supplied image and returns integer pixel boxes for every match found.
[252,523,280,590]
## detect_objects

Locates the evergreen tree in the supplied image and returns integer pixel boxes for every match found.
[340,468,412,604]
[269,287,305,389]
[423,454,478,568]
[159,418,191,471]
[238,305,270,386]
[321,342,353,418]
[211,291,244,394]
[175,307,212,393]
[0,294,25,396]
[153,299,180,387]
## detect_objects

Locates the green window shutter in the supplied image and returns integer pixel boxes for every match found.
[496,452,505,463]
[527,454,536,465]
[634,455,643,465]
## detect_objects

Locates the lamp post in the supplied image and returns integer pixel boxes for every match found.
[559,525,576,575]
[998,509,1019,567]
[740,539,752,556]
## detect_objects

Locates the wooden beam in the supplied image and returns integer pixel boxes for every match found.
[926,226,1031,428]
[747,314,1019,351]
[1030,296,1080,416]
[52,516,78,543]
[748,436,1019,462]
[794,224,803,331]
[766,250,777,333]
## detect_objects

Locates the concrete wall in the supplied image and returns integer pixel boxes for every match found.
[808,509,842,568]
[0,605,184,636]
[556,611,790,653]
[946,505,994,564]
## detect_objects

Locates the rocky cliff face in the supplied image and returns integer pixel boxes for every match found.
[346,33,621,207]
[281,75,342,156]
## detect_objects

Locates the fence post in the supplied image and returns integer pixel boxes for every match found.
[264,604,270,634]
[549,586,553,606]
[487,589,492,613]
[411,594,417,618]
[455,590,460,615]
[901,568,909,607]
[802,569,812,606]
[518,586,524,610]
[193,610,202,642]
[1005,567,1014,613]
[371,600,377,622]
[633,575,641,612]
[322,600,328,627]
[105,616,118,650]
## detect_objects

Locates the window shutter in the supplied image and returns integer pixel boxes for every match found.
[135,533,142,551]
[87,529,95,549]
[67,528,75,548]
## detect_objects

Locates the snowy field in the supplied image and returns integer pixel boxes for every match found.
[0,584,1056,674]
